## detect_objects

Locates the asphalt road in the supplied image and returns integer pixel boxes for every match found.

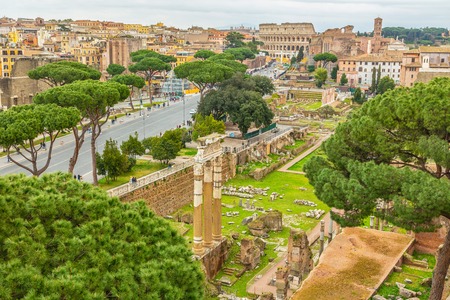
[0,94,199,183]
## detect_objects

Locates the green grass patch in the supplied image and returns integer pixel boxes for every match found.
[178,148,198,156]
[169,170,329,297]
[284,139,306,150]
[98,160,165,190]
[375,252,435,300]
[288,149,324,172]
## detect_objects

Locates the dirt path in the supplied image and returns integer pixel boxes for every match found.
[278,133,331,174]
[246,133,334,297]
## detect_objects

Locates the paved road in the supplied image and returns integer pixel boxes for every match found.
[0,94,199,183]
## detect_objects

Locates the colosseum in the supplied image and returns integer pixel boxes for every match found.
[258,23,316,60]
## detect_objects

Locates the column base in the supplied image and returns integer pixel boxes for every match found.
[212,235,222,242]
[203,241,214,248]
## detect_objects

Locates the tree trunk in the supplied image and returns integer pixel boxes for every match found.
[148,78,153,107]
[429,225,450,300]
[91,123,99,185]
[68,126,87,174]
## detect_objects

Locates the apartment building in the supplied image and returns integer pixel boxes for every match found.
[337,51,403,86]
[0,47,24,77]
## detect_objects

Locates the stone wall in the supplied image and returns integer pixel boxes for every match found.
[0,57,58,108]
[119,152,236,216]
[201,239,230,280]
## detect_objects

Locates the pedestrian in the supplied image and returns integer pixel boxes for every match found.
[42,142,46,150]
[77,174,82,181]
[74,175,77,180]
[129,176,133,184]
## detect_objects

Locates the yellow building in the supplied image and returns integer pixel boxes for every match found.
[0,47,24,77]
[72,43,102,69]
[173,50,195,67]
[124,24,149,34]
[7,28,19,44]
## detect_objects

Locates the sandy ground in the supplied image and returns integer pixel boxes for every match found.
[291,227,413,300]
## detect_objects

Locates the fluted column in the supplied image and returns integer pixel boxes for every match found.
[212,156,222,241]
[193,162,204,255]
[203,160,213,247]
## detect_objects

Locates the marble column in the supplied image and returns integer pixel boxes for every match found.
[203,160,213,247]
[193,162,204,255]
[212,156,223,241]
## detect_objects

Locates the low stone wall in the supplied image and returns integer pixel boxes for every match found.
[117,153,236,216]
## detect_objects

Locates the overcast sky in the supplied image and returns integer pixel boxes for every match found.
[3,0,449,32]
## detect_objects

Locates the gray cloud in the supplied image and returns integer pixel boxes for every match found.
[3,0,449,32]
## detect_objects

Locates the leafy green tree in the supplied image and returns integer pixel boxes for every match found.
[304,77,450,300]
[249,75,275,95]
[370,67,377,93]
[314,67,328,88]
[352,87,364,104]
[0,104,79,176]
[96,138,129,182]
[313,52,337,68]
[290,56,297,66]
[106,63,126,77]
[331,66,338,80]
[121,132,145,169]
[198,73,274,122]
[317,105,336,119]
[307,65,315,73]
[224,47,256,62]
[194,49,216,60]
[174,60,235,102]
[145,135,180,164]
[207,57,248,73]
[376,65,381,90]
[229,91,274,134]
[339,73,348,86]
[0,172,205,299]
[377,76,395,95]
[246,40,264,53]
[28,61,101,87]
[128,50,176,106]
[110,74,146,109]
[225,31,245,48]
[192,114,225,140]
[121,132,145,159]
[297,46,305,62]
[34,80,129,184]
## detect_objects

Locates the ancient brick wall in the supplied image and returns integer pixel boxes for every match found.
[120,166,194,216]
[0,57,59,108]
[119,153,236,216]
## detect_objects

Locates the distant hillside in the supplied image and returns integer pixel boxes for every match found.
[357,27,449,46]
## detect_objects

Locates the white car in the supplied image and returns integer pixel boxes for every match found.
[189,109,197,115]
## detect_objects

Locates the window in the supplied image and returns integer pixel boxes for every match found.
[411,74,414,78]
[411,58,415,63]
[2,58,7,62]
[358,67,363,71]
[17,51,23,55]
[441,58,445,63]
[365,62,368,65]
[3,65,8,70]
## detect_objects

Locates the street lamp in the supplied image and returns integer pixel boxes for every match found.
[182,79,185,126]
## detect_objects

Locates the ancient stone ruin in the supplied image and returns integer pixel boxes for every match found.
[287,229,313,288]
[240,237,264,270]
[276,266,290,300]
[247,210,283,237]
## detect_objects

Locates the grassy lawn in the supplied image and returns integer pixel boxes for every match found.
[98,160,165,190]
[288,149,324,172]
[284,139,306,150]
[178,148,198,156]
[170,170,329,297]
[375,251,435,299]
[300,101,322,111]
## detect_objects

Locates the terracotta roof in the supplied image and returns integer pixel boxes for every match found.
[419,46,450,53]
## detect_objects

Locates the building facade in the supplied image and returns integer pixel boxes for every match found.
[258,23,316,60]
